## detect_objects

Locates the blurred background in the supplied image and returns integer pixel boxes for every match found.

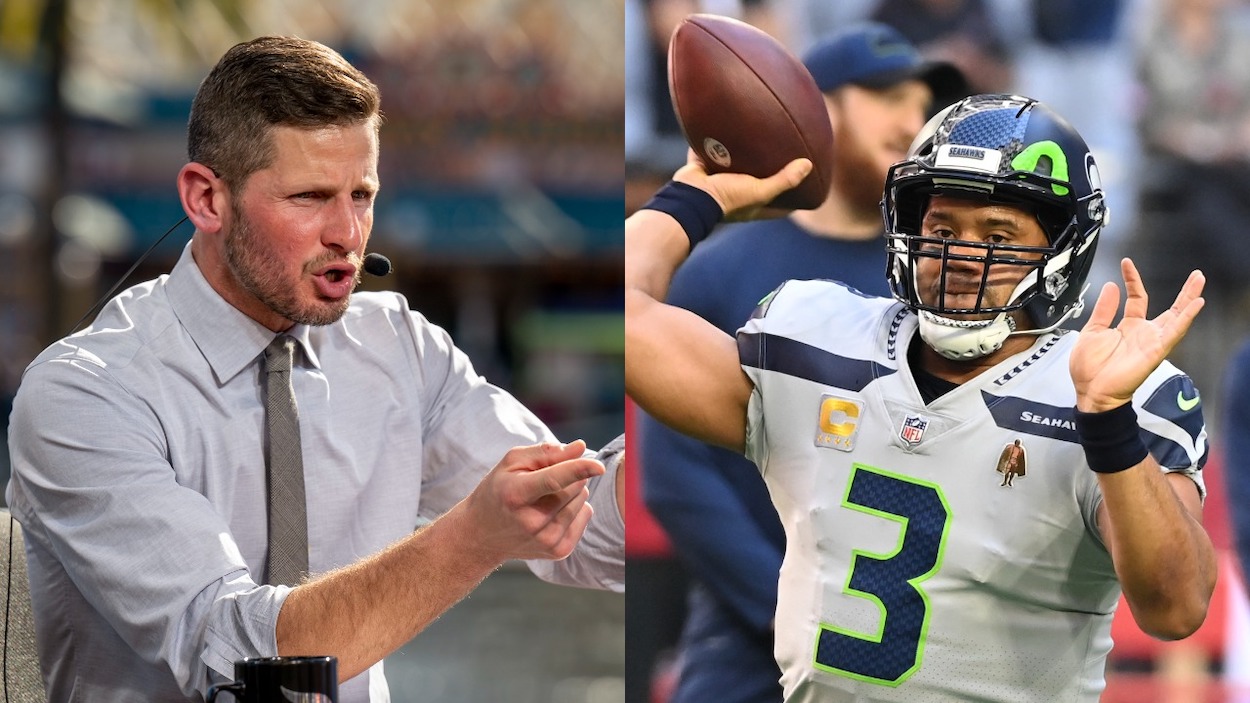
[0,0,623,701]
[627,0,1250,702]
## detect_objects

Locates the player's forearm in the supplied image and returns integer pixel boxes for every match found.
[625,208,693,303]
[624,209,689,428]
[275,503,502,681]
[1098,465,1216,640]
[623,196,751,451]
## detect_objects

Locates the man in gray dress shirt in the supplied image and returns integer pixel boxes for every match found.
[5,36,624,702]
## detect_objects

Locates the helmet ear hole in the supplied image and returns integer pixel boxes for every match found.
[1033,155,1055,178]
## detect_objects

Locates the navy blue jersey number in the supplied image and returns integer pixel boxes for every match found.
[813,465,951,685]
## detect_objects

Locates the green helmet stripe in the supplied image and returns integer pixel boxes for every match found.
[1010,140,1069,196]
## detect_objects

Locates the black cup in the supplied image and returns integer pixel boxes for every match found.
[207,655,338,702]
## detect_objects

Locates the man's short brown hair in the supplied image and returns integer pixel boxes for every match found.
[187,36,381,188]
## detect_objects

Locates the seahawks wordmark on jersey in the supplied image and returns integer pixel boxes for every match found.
[738,280,1206,703]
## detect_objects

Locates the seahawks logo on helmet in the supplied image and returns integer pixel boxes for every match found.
[882,94,1107,359]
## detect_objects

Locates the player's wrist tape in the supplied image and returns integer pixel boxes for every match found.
[640,181,723,248]
[1074,403,1149,474]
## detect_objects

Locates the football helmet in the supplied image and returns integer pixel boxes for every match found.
[883,94,1107,359]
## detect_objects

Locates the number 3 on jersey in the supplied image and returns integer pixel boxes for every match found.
[814,465,951,685]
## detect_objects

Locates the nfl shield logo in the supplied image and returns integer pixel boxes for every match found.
[900,415,928,445]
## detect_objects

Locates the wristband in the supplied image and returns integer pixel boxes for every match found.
[1073,403,1149,474]
[639,181,724,248]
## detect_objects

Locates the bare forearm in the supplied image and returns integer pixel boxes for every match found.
[1099,466,1216,639]
[276,504,501,681]
[273,442,600,681]
[625,209,692,302]
[624,208,695,431]
[624,204,750,451]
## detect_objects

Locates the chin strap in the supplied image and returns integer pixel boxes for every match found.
[917,285,1090,361]
[918,311,1017,360]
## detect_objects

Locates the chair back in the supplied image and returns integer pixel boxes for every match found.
[0,509,45,702]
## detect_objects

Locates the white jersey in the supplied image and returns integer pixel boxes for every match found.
[738,281,1207,703]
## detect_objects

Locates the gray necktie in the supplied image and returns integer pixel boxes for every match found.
[263,336,309,586]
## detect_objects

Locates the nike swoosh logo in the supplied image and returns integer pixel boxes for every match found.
[1177,391,1201,411]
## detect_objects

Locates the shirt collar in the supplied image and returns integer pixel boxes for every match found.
[165,242,323,383]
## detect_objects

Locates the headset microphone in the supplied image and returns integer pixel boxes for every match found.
[362,252,392,277]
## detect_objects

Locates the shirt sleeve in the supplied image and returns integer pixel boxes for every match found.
[526,435,625,592]
[6,355,287,696]
[404,310,624,592]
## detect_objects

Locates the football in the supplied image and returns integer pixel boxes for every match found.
[667,14,833,210]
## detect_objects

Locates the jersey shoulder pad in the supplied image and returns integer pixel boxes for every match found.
[746,279,892,327]
[1134,361,1207,471]
[739,280,904,372]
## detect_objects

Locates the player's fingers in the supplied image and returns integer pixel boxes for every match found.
[1081,281,1120,332]
[1167,297,1206,349]
[762,158,813,198]
[1166,269,1206,319]
[515,457,603,504]
[1120,258,1149,320]
[717,158,813,220]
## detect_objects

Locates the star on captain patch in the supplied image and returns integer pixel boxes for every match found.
[995,438,1028,487]
[899,415,928,446]
[815,394,863,452]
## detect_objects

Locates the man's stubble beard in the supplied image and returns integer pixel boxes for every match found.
[831,136,890,214]
[224,201,356,327]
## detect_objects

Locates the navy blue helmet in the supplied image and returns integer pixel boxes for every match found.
[883,94,1107,357]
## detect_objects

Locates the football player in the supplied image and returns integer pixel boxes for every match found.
[625,94,1215,701]
[638,23,966,703]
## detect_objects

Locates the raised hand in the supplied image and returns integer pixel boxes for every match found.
[458,441,605,563]
[672,149,813,222]
[1069,258,1205,412]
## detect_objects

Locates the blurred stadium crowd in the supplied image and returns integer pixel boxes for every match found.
[627,0,1250,702]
